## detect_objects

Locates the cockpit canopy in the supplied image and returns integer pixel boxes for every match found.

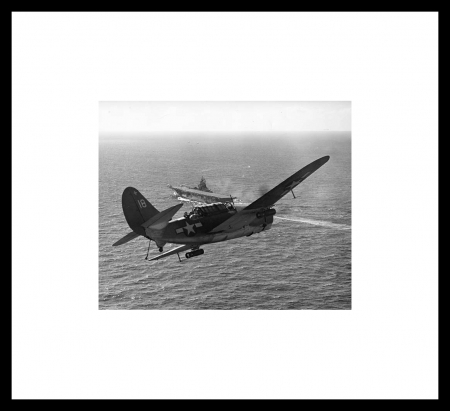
[186,202,235,220]
[194,202,231,216]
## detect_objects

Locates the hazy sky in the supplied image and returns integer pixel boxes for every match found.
[99,101,350,136]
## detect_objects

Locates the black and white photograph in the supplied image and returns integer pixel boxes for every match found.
[99,102,351,309]
[13,12,438,399]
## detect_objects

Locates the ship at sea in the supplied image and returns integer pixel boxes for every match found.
[168,176,237,204]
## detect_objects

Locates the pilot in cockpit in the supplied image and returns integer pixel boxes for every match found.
[186,208,200,221]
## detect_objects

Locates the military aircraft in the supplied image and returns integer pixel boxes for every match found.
[112,156,330,261]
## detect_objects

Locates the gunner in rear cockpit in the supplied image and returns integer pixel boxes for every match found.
[187,208,199,221]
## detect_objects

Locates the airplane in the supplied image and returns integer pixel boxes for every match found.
[112,156,330,262]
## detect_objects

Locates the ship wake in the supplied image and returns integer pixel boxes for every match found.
[274,216,351,231]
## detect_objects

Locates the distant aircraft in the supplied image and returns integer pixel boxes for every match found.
[113,156,330,261]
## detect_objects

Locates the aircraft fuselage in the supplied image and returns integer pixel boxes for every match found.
[145,205,273,246]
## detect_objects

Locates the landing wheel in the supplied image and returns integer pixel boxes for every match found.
[159,247,163,252]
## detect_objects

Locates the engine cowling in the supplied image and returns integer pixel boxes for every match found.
[256,208,276,219]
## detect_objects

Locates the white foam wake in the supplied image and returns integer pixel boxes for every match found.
[275,216,351,231]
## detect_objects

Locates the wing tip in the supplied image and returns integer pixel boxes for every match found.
[314,155,330,168]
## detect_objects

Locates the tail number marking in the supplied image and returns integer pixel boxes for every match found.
[138,199,147,208]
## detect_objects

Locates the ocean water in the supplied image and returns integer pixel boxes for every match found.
[99,132,351,309]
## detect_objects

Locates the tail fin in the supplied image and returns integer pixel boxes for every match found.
[122,187,159,236]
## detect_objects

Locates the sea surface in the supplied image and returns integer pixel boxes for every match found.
[99,132,351,309]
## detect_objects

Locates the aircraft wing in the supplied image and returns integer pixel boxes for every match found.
[208,209,259,233]
[208,156,330,234]
[147,244,201,261]
[244,156,330,210]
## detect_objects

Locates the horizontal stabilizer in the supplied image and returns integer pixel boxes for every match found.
[112,231,140,246]
[141,203,183,230]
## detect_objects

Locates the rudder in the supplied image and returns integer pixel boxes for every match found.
[122,187,159,235]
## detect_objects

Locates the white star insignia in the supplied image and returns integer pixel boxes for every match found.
[184,222,196,235]
[176,221,202,236]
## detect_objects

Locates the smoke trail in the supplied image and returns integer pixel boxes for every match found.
[274,216,351,231]
[213,177,255,203]
[257,184,270,197]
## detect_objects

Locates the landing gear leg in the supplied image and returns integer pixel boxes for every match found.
[145,240,152,260]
